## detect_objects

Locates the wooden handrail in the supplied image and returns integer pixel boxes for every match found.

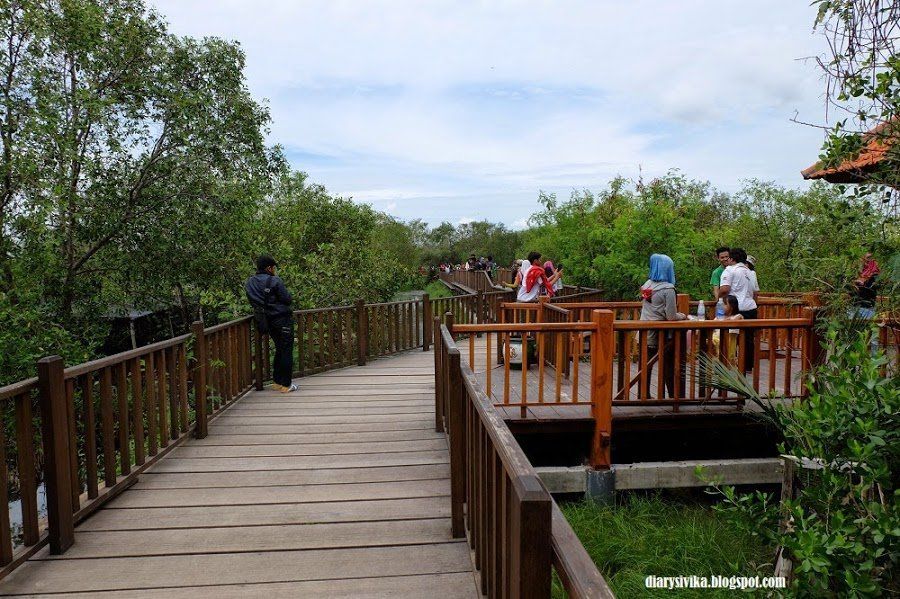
[63,333,192,379]
[551,502,616,598]
[454,322,597,333]
[0,378,38,402]
[613,317,811,331]
[439,324,610,597]
[292,305,354,314]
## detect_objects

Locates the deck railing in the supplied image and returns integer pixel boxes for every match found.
[0,316,256,576]
[446,311,614,469]
[438,269,501,292]
[435,323,613,599]
[610,316,816,405]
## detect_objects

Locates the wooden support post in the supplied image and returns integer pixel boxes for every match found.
[433,316,444,433]
[675,293,690,396]
[802,306,826,371]
[476,290,484,338]
[422,293,432,351]
[444,312,455,429]
[356,299,368,366]
[589,310,614,469]
[253,326,265,391]
[447,347,465,538]
[509,477,552,598]
[37,356,75,554]
[191,321,208,439]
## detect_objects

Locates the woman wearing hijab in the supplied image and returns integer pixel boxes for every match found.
[502,258,527,290]
[544,260,564,293]
[639,254,686,399]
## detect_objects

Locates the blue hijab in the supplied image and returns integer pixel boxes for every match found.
[648,254,676,285]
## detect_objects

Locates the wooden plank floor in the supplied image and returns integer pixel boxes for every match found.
[0,350,481,598]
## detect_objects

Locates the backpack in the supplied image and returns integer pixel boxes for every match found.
[252,275,274,334]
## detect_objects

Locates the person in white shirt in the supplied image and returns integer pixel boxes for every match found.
[718,248,758,372]
[516,252,559,302]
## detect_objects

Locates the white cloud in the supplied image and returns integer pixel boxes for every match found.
[151,0,830,225]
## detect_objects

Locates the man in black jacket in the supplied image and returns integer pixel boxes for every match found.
[245,255,297,392]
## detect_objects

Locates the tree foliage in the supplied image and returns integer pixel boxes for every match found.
[521,173,898,301]
[0,0,422,384]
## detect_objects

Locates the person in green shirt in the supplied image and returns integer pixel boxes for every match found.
[710,246,731,298]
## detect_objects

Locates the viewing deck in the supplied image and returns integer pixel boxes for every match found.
[0,351,481,598]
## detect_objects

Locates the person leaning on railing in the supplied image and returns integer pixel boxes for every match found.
[640,254,687,399]
[244,255,298,393]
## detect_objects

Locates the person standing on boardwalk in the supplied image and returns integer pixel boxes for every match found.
[717,247,758,373]
[245,255,298,393]
[710,246,730,299]
[639,253,687,399]
[517,251,558,302]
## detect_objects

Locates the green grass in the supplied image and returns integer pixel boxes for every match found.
[424,280,452,298]
[554,493,774,598]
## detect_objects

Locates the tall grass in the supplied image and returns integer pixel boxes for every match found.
[555,493,774,598]
[424,280,452,298]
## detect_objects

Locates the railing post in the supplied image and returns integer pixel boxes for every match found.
[433,316,444,433]
[191,321,208,439]
[476,290,484,338]
[422,293,432,351]
[803,306,826,370]
[356,299,368,366]
[253,326,265,391]
[443,312,455,429]
[675,294,690,394]
[589,310,614,469]
[510,477,552,598]
[37,356,75,554]
[447,348,465,538]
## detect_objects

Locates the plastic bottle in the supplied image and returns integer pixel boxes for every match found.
[715,298,725,320]
[697,300,706,320]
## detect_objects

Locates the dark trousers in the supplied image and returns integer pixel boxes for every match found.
[268,316,294,387]
[647,339,677,399]
[739,307,758,372]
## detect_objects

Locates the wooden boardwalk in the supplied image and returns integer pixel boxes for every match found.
[0,351,481,597]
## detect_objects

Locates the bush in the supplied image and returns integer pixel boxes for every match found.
[709,321,899,596]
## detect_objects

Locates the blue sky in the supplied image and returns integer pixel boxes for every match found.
[151,0,830,228]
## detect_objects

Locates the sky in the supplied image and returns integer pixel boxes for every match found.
[150,0,831,228]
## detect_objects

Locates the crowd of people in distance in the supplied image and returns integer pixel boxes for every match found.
[437,255,498,275]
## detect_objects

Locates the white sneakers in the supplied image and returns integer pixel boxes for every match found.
[270,383,299,393]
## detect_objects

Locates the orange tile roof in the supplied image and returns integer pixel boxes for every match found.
[801,118,897,183]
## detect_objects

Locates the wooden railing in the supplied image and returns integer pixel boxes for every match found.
[447,312,613,469]
[610,316,816,405]
[438,269,501,292]
[432,293,481,331]
[435,323,612,598]
[0,316,256,576]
